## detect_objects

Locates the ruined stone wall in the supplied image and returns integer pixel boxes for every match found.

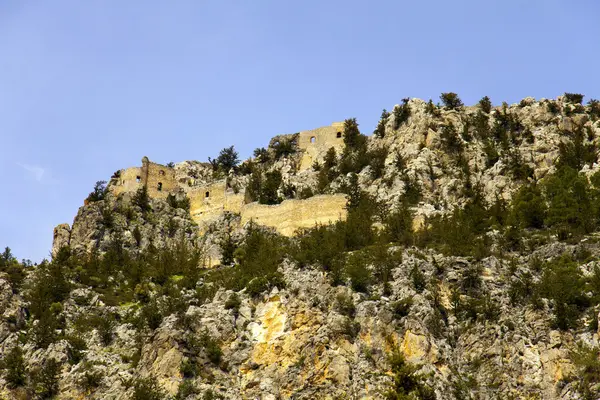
[188,181,244,229]
[240,194,347,236]
[110,157,176,199]
[111,167,143,197]
[298,122,345,171]
[142,157,177,199]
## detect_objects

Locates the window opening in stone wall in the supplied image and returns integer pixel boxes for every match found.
[310,136,316,143]
[136,176,141,183]
[205,191,210,198]
[336,132,342,138]
[157,182,163,191]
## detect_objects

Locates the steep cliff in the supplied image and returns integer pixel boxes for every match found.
[2,94,600,399]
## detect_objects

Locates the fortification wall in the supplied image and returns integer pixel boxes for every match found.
[142,158,176,199]
[189,181,244,229]
[110,157,176,199]
[298,122,345,171]
[240,194,347,236]
[111,167,143,197]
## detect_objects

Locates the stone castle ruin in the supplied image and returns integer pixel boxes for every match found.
[107,123,348,235]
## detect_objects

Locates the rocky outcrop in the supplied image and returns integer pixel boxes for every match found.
[9,96,600,398]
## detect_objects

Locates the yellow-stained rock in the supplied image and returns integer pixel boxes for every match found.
[401,330,438,364]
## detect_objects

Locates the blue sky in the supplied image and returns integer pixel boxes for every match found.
[1,0,599,262]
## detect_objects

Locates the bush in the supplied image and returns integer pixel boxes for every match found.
[259,170,283,205]
[132,377,165,400]
[543,167,595,236]
[343,118,365,150]
[538,255,588,330]
[440,92,463,110]
[345,252,371,293]
[86,181,107,203]
[392,297,413,319]
[210,146,240,173]
[97,314,115,345]
[77,362,103,393]
[224,293,241,315]
[167,193,190,211]
[439,123,462,154]
[374,109,390,137]
[273,138,296,159]
[199,331,222,365]
[175,380,199,400]
[140,301,163,331]
[384,352,435,399]
[253,147,270,163]
[2,346,27,388]
[132,186,151,212]
[368,147,388,179]
[335,292,356,318]
[571,343,600,398]
[478,96,492,113]
[66,335,87,365]
[510,183,546,229]
[410,265,426,293]
[392,99,411,130]
[30,358,60,399]
[588,99,600,120]
[564,93,584,104]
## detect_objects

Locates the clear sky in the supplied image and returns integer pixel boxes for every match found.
[1,0,599,262]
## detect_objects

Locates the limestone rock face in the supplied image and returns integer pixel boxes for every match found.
[51,223,71,257]
[8,96,600,399]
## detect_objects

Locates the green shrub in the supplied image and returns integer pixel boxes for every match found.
[368,147,388,179]
[384,351,435,399]
[180,358,198,378]
[510,183,546,229]
[66,335,87,365]
[253,147,270,163]
[175,380,199,400]
[564,93,584,104]
[440,92,463,110]
[410,265,426,293]
[30,358,60,399]
[199,330,222,365]
[2,346,27,388]
[298,187,314,199]
[132,186,151,212]
[392,297,413,319]
[273,138,296,159]
[478,96,492,113]
[543,167,595,236]
[167,193,191,211]
[439,123,462,154]
[259,170,283,205]
[77,362,103,393]
[588,99,600,120]
[335,292,356,318]
[224,293,241,315]
[210,145,240,173]
[140,301,163,331]
[384,202,413,245]
[97,313,115,345]
[571,343,600,398]
[374,109,390,137]
[86,181,107,203]
[345,252,371,293]
[132,377,165,400]
[538,255,588,330]
[392,99,411,130]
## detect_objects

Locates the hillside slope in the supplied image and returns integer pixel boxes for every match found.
[2,94,600,399]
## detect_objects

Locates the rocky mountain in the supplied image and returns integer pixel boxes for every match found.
[2,93,600,399]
